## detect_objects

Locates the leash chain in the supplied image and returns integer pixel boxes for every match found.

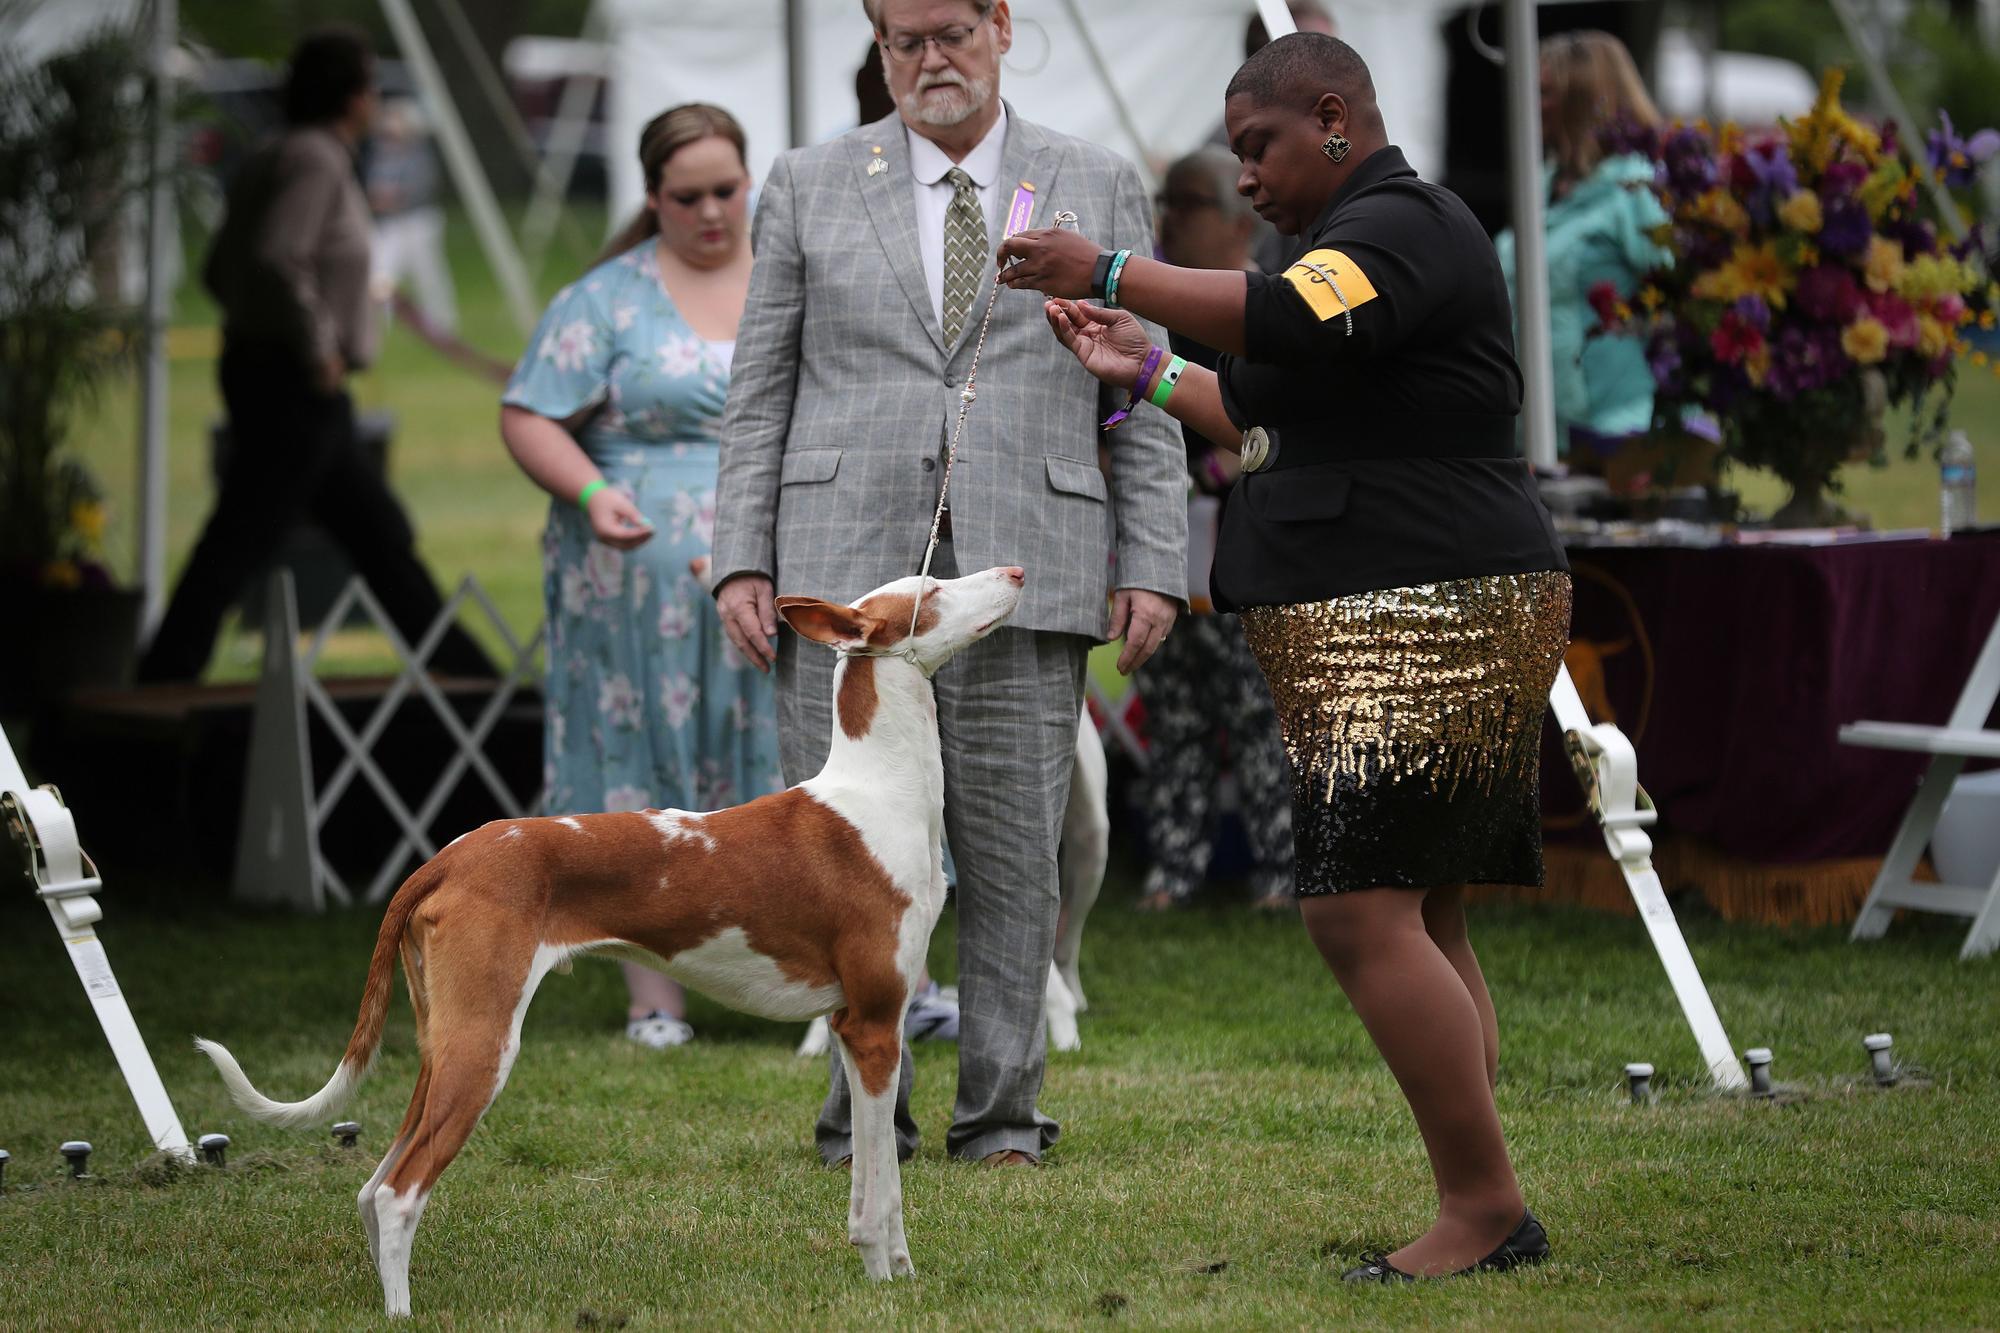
[907,209,1080,637]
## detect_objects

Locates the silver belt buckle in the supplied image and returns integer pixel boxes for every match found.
[1240,426,1273,473]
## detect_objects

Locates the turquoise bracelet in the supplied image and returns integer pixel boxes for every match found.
[1104,249,1133,308]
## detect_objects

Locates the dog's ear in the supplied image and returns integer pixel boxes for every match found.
[775,597,880,651]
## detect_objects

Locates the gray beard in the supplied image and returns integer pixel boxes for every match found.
[899,74,994,129]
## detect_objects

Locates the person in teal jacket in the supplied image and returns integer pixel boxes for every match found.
[1496,30,1669,456]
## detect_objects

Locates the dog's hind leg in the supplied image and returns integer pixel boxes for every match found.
[370,941,566,1316]
[358,1061,429,1275]
[1054,710,1108,1013]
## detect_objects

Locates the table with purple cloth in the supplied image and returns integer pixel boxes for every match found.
[1510,530,2000,925]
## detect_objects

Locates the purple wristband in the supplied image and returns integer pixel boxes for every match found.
[1103,345,1166,431]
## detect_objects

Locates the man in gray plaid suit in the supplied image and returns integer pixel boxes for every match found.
[712,0,1186,1167]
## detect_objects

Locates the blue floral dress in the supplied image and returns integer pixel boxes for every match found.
[504,242,782,815]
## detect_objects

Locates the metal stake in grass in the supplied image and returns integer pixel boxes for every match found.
[1624,1062,1654,1103]
[1745,1048,1774,1098]
[1864,1032,1898,1087]
[333,1121,361,1149]
[0,1147,9,1193]
[198,1133,230,1167]
[60,1140,92,1179]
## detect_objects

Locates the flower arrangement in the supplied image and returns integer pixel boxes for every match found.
[1594,70,1997,523]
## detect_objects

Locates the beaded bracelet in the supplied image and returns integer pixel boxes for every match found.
[1104,249,1134,308]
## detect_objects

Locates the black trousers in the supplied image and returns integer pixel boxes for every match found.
[138,346,495,683]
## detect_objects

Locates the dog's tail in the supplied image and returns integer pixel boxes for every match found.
[194,856,451,1129]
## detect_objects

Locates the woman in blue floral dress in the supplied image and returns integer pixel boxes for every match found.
[502,104,780,1048]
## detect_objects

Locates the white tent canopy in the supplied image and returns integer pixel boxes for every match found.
[598,0,1456,229]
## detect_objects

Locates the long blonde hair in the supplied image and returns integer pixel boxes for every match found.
[593,103,748,269]
[1541,30,1660,189]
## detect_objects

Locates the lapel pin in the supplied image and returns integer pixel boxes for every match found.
[867,145,887,177]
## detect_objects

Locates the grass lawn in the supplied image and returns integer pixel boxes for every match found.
[3,871,1997,1329]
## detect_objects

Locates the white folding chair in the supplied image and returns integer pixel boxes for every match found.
[1840,608,2000,960]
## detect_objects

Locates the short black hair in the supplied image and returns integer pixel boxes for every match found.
[1225,31,1374,112]
[282,24,375,126]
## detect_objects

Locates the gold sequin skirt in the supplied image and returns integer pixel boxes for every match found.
[1239,572,1572,895]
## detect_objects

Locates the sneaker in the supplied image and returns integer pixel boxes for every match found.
[905,981,960,1042]
[624,1011,694,1049]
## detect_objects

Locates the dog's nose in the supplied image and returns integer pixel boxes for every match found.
[1000,567,1025,586]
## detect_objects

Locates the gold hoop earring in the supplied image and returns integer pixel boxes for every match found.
[1321,133,1351,163]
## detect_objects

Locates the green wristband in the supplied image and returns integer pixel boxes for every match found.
[577,478,608,511]
[1149,355,1187,408]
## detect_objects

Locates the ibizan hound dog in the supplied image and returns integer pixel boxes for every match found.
[194,566,1027,1317]
[796,704,1108,1057]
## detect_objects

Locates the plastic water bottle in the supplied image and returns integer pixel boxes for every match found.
[1941,430,1977,535]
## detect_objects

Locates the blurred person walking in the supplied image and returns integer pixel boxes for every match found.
[500,105,785,1049]
[1134,146,1294,913]
[141,26,492,683]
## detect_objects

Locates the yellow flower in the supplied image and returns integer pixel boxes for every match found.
[1638,285,1664,311]
[1980,309,1996,330]
[1690,188,1751,235]
[1863,236,1905,294]
[1694,241,1792,308]
[1842,316,1890,364]
[1973,350,1991,367]
[1917,315,1952,358]
[42,560,82,590]
[1777,190,1823,233]
[1745,343,1772,387]
[70,500,107,544]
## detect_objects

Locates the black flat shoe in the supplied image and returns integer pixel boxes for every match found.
[1340,1211,1550,1283]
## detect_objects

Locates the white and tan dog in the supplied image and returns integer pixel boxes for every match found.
[195,566,1027,1317]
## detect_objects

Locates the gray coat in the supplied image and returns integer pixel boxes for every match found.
[711,108,1186,638]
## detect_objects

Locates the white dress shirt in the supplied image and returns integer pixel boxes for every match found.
[907,105,1009,330]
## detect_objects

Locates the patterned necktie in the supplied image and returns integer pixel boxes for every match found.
[941,167,984,345]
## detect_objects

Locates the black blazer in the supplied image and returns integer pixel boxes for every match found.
[1209,146,1567,611]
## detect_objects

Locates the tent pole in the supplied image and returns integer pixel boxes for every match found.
[1826,0,1966,239]
[786,0,808,150]
[378,0,539,333]
[521,0,606,265]
[1504,0,1558,471]
[1060,0,1157,181]
[136,0,175,641]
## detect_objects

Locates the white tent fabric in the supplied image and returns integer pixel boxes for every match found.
[599,0,1453,228]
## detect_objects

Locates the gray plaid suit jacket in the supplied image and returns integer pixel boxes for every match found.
[712,108,1186,637]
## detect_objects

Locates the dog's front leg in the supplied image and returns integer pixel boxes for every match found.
[828,1004,910,1279]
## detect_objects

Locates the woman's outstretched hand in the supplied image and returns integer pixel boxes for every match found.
[1042,298,1152,389]
[996,227,1101,298]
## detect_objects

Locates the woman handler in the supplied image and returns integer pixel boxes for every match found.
[999,33,1570,1281]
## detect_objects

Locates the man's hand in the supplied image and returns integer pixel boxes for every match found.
[314,352,347,395]
[716,572,779,673]
[1109,587,1178,675]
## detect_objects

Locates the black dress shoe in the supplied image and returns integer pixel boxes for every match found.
[1341,1211,1550,1283]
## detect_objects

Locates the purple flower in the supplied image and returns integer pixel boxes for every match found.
[1731,294,1772,331]
[1744,141,1799,225]
[1795,264,1863,322]
[1598,116,1662,162]
[1663,126,1716,195]
[1817,197,1873,257]
[1884,215,1937,258]
[1646,329,1683,391]
[1819,161,1870,198]
[1927,110,2000,189]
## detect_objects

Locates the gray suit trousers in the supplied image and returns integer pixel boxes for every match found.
[781,542,1088,1163]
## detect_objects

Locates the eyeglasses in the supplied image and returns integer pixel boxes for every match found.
[880,13,987,63]
[1155,191,1222,213]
